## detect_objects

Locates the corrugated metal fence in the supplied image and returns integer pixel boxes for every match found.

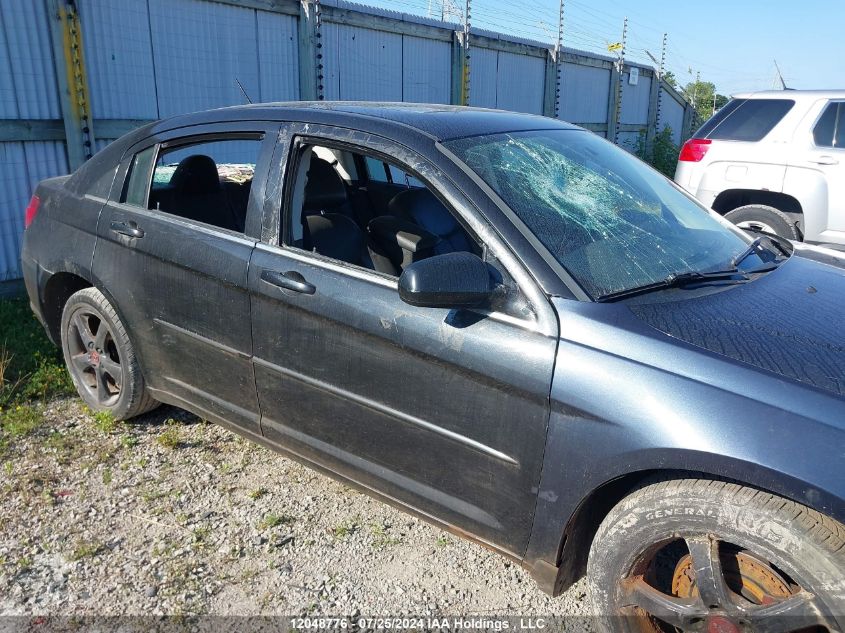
[0,0,692,281]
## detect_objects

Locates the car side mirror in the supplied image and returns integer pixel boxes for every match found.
[398,252,494,309]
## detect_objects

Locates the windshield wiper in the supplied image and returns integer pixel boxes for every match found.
[731,236,766,267]
[596,269,749,302]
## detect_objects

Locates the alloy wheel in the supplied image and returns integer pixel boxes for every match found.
[617,534,834,632]
[66,308,123,407]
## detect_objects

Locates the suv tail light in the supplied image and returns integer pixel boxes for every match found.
[24,195,40,229]
[678,138,712,162]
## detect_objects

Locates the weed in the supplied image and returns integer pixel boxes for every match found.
[435,534,450,547]
[17,556,32,572]
[192,526,211,546]
[1,404,41,437]
[635,126,680,178]
[102,468,112,485]
[0,348,11,393]
[141,488,167,504]
[156,422,180,449]
[332,518,359,539]
[257,513,293,530]
[69,541,104,561]
[2,461,11,476]
[369,522,400,547]
[0,297,73,406]
[248,487,268,501]
[119,433,138,449]
[92,410,117,434]
[45,431,74,453]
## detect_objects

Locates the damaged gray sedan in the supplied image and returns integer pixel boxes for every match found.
[22,103,845,631]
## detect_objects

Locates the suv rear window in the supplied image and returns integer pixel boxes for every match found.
[695,98,795,142]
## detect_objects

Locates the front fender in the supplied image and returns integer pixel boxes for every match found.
[524,299,845,591]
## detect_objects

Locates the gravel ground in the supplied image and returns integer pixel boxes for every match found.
[0,397,594,620]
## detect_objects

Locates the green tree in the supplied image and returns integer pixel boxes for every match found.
[662,70,677,88]
[683,79,729,127]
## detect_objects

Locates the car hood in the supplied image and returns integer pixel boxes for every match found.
[627,249,845,398]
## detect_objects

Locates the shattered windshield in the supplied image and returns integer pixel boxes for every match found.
[445,130,753,299]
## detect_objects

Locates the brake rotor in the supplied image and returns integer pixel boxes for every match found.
[672,548,793,606]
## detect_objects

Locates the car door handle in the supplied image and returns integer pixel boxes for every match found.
[809,155,839,165]
[110,220,145,238]
[260,269,316,295]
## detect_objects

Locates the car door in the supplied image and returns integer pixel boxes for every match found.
[789,99,845,243]
[248,123,559,555]
[94,122,279,434]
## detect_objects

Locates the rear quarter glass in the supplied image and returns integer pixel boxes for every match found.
[701,98,795,142]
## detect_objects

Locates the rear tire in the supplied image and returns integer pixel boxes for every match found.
[587,478,845,632]
[60,287,158,420]
[724,204,801,240]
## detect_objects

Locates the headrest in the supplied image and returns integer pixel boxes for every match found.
[388,188,457,237]
[304,157,347,210]
[170,154,220,194]
[305,213,365,265]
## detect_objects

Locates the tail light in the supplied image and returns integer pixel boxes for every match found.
[678,138,712,162]
[24,195,40,229]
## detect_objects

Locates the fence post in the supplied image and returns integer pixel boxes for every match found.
[298,0,319,100]
[450,31,467,105]
[46,0,95,171]
[682,103,696,142]
[542,49,557,117]
[645,70,660,147]
[606,65,620,141]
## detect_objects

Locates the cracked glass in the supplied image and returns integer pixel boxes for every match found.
[445,130,752,299]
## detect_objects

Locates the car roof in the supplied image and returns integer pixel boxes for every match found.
[146,101,579,142]
[731,89,845,100]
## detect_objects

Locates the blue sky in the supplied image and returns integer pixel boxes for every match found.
[366,0,844,96]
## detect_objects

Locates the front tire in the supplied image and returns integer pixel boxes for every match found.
[60,287,158,420]
[587,478,844,632]
[724,204,801,241]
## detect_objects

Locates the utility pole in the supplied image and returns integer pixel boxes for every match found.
[554,0,565,119]
[690,69,700,136]
[613,17,627,145]
[691,69,700,105]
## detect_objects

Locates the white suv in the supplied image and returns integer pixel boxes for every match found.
[675,90,845,250]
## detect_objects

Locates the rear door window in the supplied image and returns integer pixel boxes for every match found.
[698,98,795,142]
[812,102,845,148]
[147,137,262,233]
[365,157,424,188]
[121,145,156,207]
[813,103,838,147]
[837,105,845,148]
[694,99,744,138]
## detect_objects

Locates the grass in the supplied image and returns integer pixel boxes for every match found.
[331,517,359,540]
[192,526,211,547]
[248,487,269,501]
[156,419,181,449]
[0,297,73,453]
[69,540,104,562]
[0,297,73,408]
[369,522,400,547]
[92,410,117,434]
[0,404,42,438]
[257,513,294,530]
